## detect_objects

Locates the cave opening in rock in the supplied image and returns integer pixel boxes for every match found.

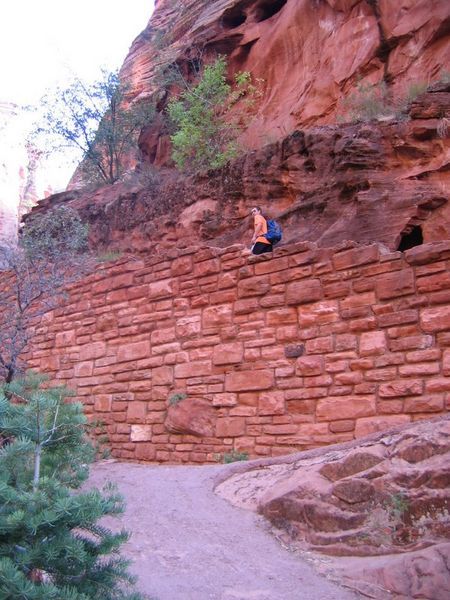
[222,5,247,29]
[397,225,423,252]
[254,0,288,22]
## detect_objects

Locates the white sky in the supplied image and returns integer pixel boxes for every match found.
[0,1,154,192]
[0,1,155,105]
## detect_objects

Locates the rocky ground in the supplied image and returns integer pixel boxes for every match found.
[216,416,450,599]
[88,461,360,600]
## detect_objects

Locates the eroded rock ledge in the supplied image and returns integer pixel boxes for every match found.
[216,416,450,599]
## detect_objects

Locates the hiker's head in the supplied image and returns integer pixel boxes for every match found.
[251,206,262,216]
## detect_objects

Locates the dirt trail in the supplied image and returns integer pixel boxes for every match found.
[88,461,359,600]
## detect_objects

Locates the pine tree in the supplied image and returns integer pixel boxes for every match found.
[0,373,144,600]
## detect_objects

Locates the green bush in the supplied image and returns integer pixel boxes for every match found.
[216,450,249,464]
[167,56,261,172]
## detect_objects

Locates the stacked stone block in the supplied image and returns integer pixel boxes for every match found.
[24,239,450,462]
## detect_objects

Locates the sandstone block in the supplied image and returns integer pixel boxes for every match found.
[225,370,274,392]
[298,301,339,327]
[174,361,212,378]
[389,335,433,352]
[360,331,387,356]
[399,362,440,376]
[425,378,450,393]
[263,424,298,435]
[404,241,450,265]
[127,402,147,421]
[333,245,379,270]
[316,396,376,420]
[212,393,238,407]
[421,306,450,333]
[259,391,285,415]
[213,342,244,365]
[266,308,298,326]
[444,349,450,376]
[296,356,324,375]
[152,366,174,385]
[379,380,423,397]
[55,330,76,347]
[340,292,376,310]
[335,334,357,351]
[202,304,233,327]
[176,316,201,338]
[117,341,150,363]
[287,399,315,414]
[94,394,112,412]
[238,276,271,298]
[194,258,220,277]
[74,361,94,377]
[147,278,175,300]
[329,420,355,433]
[151,327,176,345]
[254,256,289,274]
[38,355,60,371]
[417,271,450,294]
[354,415,410,438]
[134,443,156,461]
[377,309,418,328]
[130,425,152,442]
[305,336,334,354]
[80,341,107,361]
[375,270,415,300]
[216,417,246,437]
[234,298,260,314]
[404,395,444,413]
[286,279,322,305]
[171,255,193,276]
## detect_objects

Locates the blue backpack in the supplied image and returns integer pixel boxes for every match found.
[265,219,282,245]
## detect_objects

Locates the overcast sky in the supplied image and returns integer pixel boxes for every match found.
[0,1,154,191]
[0,1,154,105]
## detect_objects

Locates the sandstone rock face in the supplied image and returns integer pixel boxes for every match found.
[35,84,450,254]
[217,416,450,598]
[122,0,450,149]
[29,0,450,254]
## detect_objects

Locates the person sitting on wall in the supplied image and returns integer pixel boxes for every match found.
[250,206,272,255]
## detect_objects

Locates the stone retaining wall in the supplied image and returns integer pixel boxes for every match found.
[25,240,450,462]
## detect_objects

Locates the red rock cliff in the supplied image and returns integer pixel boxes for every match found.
[30,0,450,256]
[121,0,450,155]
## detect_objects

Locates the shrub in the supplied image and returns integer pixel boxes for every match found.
[167,56,261,172]
[215,450,249,464]
[338,80,394,123]
[0,206,90,382]
[35,70,155,185]
[168,392,187,406]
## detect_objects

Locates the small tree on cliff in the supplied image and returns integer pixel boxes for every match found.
[0,205,90,383]
[0,372,144,599]
[36,70,155,185]
[167,56,262,171]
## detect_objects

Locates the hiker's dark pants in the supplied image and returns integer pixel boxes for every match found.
[252,242,273,255]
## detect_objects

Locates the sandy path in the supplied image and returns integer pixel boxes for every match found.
[88,461,359,600]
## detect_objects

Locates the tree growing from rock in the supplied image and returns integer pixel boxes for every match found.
[0,205,90,383]
[167,56,262,172]
[36,70,155,185]
[0,372,144,599]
